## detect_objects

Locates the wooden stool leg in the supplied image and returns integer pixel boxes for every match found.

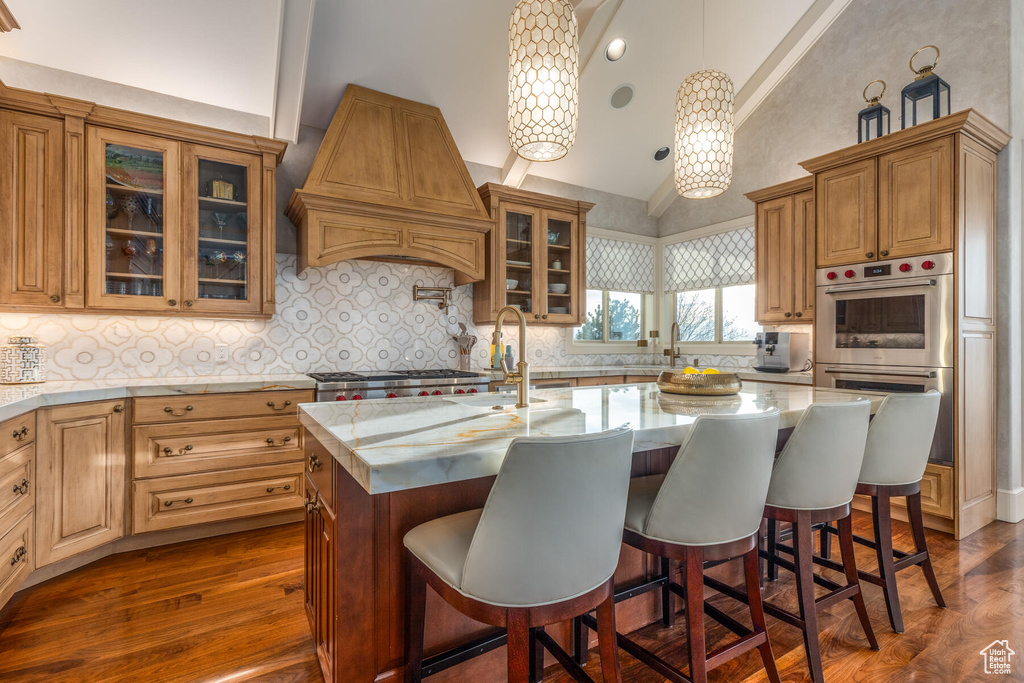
[572,615,589,666]
[758,519,768,587]
[792,513,825,683]
[907,491,946,609]
[529,627,543,683]
[838,515,879,650]
[684,547,708,683]
[507,609,532,683]
[404,557,427,683]
[766,518,779,581]
[872,490,905,633]
[661,555,675,626]
[819,524,832,559]
[744,547,782,683]
[596,591,624,683]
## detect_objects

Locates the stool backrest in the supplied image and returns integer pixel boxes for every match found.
[461,426,635,606]
[643,410,781,546]
[766,401,870,511]
[859,391,941,486]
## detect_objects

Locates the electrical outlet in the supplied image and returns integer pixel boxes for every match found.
[215,345,229,364]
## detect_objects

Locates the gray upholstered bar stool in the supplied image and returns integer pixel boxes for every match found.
[605,411,783,683]
[403,426,634,683]
[743,401,878,683]
[820,391,945,633]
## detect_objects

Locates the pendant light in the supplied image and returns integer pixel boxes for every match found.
[674,1,734,199]
[508,0,579,162]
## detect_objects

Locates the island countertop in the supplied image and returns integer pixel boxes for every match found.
[298,381,883,495]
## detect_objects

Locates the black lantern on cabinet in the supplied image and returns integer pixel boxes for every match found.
[857,80,889,143]
[901,45,950,128]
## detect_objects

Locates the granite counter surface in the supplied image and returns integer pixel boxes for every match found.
[299,381,879,495]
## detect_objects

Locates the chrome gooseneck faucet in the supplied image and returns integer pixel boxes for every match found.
[494,305,530,408]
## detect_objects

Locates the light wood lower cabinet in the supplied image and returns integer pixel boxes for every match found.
[0,512,33,608]
[0,412,34,460]
[133,390,310,424]
[0,443,33,532]
[35,400,126,567]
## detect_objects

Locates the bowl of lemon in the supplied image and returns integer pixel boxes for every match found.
[656,366,742,396]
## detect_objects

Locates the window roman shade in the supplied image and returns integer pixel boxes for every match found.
[586,236,655,294]
[663,226,754,291]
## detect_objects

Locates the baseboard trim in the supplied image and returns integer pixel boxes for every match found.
[997,487,1024,523]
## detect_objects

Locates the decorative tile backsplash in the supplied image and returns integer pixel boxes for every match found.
[0,256,691,382]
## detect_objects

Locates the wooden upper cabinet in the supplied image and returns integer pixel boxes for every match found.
[474,184,591,326]
[816,158,877,267]
[878,136,954,259]
[747,177,814,324]
[0,111,64,308]
[36,399,126,567]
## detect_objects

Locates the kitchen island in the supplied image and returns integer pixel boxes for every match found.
[297,381,883,683]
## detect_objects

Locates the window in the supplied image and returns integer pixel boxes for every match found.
[674,283,759,343]
[575,289,644,342]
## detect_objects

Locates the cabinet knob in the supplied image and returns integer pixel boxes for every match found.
[168,299,177,307]
[50,294,61,303]
[12,478,29,496]
[534,314,541,319]
[9,546,27,566]
[784,312,793,318]
[185,299,194,307]
[11,426,28,441]
[866,252,874,259]
[113,404,124,413]
[164,405,194,416]
[308,453,323,472]
[795,312,803,318]
[304,496,322,514]
[880,250,889,257]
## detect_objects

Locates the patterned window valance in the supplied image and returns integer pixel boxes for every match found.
[663,226,755,292]
[586,236,655,294]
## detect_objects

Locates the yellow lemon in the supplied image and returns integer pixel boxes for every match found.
[702,368,720,374]
[682,366,700,375]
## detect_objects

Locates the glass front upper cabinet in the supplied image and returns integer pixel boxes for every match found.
[541,211,578,323]
[501,204,537,317]
[182,145,261,315]
[86,128,180,311]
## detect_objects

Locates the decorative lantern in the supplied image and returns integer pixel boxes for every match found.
[858,80,890,143]
[674,69,735,199]
[901,45,950,128]
[507,0,579,162]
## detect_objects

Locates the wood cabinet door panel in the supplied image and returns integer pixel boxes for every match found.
[879,137,954,258]
[793,190,816,320]
[0,443,33,534]
[0,512,33,610]
[0,111,64,307]
[316,499,336,681]
[755,196,794,323]
[303,474,319,637]
[816,159,877,267]
[36,400,126,567]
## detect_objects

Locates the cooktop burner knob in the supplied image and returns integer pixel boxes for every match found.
[468,388,479,394]
[335,395,347,401]
[922,260,936,270]
[352,394,363,400]
[899,263,913,273]
[432,390,443,396]
[455,389,466,394]
[386,392,398,398]
[418,391,430,397]
[844,269,856,279]
[826,271,838,281]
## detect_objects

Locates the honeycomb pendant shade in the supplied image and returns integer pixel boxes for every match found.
[508,0,579,162]
[675,69,735,199]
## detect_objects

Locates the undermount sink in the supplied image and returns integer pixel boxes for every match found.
[449,394,547,408]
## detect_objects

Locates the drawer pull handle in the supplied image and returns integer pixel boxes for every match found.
[308,454,323,472]
[266,436,293,447]
[266,400,293,411]
[11,426,28,442]
[266,484,292,493]
[164,405,194,416]
[10,546,27,566]
[164,497,194,507]
[304,496,322,514]
[12,479,29,495]
[163,445,194,456]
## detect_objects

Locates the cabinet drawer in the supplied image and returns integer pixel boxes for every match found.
[1,412,35,459]
[304,440,334,511]
[889,463,954,520]
[133,390,313,424]
[0,513,33,610]
[132,462,304,533]
[133,416,303,478]
[0,444,33,533]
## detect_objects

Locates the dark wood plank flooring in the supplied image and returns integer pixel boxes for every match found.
[0,513,1022,682]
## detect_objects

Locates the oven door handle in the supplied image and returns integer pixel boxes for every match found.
[824,277,936,295]
[823,366,937,379]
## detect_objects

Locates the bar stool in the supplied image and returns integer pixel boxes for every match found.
[404,426,635,683]
[747,401,879,683]
[607,411,783,683]
[820,391,945,633]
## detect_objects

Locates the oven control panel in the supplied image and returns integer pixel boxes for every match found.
[816,252,953,286]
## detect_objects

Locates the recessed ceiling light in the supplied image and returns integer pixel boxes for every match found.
[605,38,627,62]
[654,146,671,161]
[610,84,634,109]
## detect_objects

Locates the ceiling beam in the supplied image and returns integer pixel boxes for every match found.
[646,0,853,218]
[499,0,624,187]
[271,0,317,143]
[0,1,20,32]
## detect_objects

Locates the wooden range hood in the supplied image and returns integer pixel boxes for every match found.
[286,85,492,281]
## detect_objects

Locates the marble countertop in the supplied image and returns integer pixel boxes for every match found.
[299,381,880,495]
[0,374,316,423]
[481,365,814,385]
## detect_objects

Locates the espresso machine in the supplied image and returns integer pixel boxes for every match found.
[753,332,810,373]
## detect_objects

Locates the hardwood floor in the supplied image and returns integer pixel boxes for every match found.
[0,513,1021,682]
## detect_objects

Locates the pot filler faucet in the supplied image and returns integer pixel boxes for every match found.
[494,305,531,408]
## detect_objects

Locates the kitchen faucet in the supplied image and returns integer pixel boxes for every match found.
[494,305,531,408]
[664,321,682,368]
